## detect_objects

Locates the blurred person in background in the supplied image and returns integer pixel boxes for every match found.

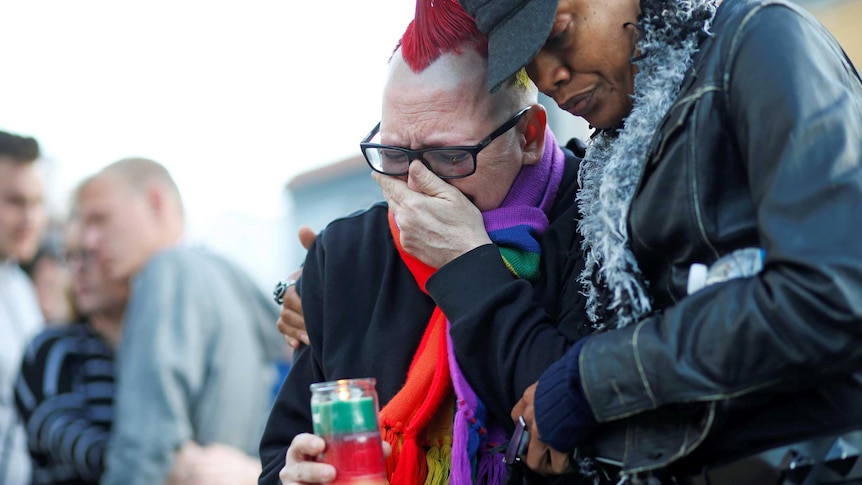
[16,211,268,485]
[77,158,284,485]
[0,129,46,485]
[22,224,75,325]
[15,217,127,485]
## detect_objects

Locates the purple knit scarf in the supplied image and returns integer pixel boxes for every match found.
[447,126,564,484]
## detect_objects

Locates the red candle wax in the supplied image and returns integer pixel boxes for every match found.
[311,379,386,484]
[322,431,387,484]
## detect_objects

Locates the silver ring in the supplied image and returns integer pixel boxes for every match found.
[272,278,298,305]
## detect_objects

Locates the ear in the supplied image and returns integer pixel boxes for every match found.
[520,104,547,166]
[144,184,166,219]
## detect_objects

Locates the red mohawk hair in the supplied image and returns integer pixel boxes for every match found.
[399,0,488,72]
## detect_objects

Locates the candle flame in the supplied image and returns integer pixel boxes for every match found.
[337,380,351,401]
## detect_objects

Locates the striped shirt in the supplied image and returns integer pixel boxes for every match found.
[14,323,114,485]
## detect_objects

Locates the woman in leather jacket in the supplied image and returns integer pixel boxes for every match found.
[370,0,862,481]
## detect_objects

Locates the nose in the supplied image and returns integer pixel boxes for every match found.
[527,51,571,99]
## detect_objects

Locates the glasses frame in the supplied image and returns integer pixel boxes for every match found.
[360,106,531,180]
[63,249,96,268]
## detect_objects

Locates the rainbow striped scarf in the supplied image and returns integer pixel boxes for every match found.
[380,126,564,484]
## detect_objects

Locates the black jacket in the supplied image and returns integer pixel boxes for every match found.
[435,0,862,475]
[258,150,582,485]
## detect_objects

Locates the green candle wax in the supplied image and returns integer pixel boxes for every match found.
[311,396,378,436]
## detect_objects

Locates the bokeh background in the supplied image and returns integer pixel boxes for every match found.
[1,0,858,290]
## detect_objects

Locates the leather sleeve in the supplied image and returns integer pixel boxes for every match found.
[579,3,862,422]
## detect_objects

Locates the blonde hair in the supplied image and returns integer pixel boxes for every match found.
[513,68,531,91]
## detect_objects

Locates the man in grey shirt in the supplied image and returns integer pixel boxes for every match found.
[77,158,284,485]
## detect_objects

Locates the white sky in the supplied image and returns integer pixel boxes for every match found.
[0,1,415,236]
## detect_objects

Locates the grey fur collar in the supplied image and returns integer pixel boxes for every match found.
[577,0,717,330]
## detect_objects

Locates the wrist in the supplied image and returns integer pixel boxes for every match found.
[449,234,492,265]
[534,338,597,451]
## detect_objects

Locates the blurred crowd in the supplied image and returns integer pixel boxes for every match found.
[0,130,288,485]
[2,0,861,483]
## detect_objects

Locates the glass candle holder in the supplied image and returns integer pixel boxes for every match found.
[310,378,387,485]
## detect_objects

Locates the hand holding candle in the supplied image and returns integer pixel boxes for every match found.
[279,433,335,485]
[310,378,387,485]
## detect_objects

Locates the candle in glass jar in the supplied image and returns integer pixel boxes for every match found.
[310,378,387,484]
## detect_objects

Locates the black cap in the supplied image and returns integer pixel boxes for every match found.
[459,0,558,92]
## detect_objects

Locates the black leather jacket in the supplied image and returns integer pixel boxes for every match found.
[434,0,862,478]
[578,0,862,473]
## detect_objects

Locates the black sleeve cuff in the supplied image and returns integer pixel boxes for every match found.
[426,244,514,320]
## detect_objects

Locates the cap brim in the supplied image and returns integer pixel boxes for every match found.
[486,0,558,92]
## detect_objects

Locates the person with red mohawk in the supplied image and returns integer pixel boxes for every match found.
[258,1,588,484]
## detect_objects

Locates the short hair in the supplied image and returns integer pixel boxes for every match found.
[0,130,40,163]
[101,157,184,216]
[68,175,96,220]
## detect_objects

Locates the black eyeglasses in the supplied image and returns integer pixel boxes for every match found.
[360,106,531,179]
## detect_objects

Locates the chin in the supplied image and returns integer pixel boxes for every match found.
[77,303,96,315]
[587,98,632,130]
[15,246,39,264]
[589,114,627,130]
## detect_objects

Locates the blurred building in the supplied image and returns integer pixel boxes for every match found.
[283,155,383,268]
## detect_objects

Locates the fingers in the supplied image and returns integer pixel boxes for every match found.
[277,225,315,349]
[512,382,537,423]
[286,434,326,462]
[372,171,408,212]
[276,298,308,349]
[280,433,335,484]
[373,165,489,268]
[523,437,569,475]
[515,383,540,468]
[524,441,553,476]
[298,225,317,251]
[405,160,450,197]
[280,461,335,485]
[511,397,527,424]
[373,163,460,212]
[277,267,308,349]
[522,419,564,476]
[548,448,570,475]
[278,296,308,348]
[513,383,569,475]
